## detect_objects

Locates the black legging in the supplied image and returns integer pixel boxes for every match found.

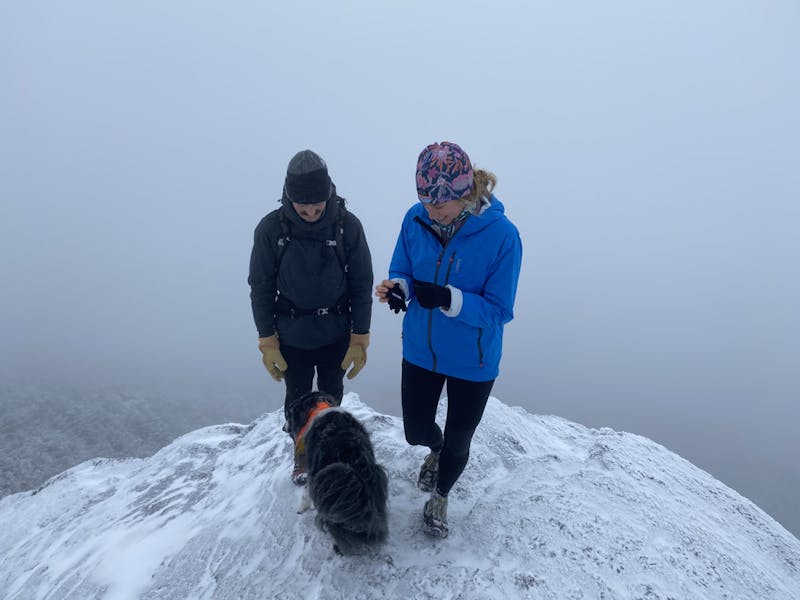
[401,359,494,496]
[281,334,350,420]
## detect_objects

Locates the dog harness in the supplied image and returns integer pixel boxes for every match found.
[294,399,333,456]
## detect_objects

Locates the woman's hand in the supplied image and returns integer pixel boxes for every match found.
[375,279,395,303]
[375,279,407,313]
[413,280,451,309]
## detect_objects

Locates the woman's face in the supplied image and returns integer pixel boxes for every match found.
[292,201,327,223]
[423,199,464,226]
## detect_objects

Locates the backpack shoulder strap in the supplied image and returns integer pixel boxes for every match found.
[333,197,347,272]
[275,209,291,274]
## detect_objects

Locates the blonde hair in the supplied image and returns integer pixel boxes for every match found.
[461,168,497,207]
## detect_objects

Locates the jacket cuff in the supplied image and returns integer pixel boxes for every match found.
[441,285,462,317]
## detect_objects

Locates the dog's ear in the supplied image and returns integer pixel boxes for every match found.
[287,391,317,435]
[285,399,301,436]
[287,403,305,435]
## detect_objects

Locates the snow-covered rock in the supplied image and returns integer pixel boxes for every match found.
[1,394,798,599]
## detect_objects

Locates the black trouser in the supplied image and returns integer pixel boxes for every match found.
[401,359,494,496]
[281,334,350,421]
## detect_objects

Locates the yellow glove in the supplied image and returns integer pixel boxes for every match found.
[340,333,369,380]
[258,334,288,382]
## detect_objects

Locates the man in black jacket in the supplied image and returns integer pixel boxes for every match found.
[248,150,373,482]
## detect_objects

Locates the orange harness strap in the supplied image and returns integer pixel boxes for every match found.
[295,400,333,453]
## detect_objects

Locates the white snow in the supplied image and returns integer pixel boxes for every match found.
[1,393,798,599]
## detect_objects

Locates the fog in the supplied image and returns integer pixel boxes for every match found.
[2,2,798,537]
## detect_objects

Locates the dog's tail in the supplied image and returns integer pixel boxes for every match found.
[310,461,389,552]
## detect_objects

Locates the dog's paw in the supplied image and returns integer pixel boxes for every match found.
[297,488,313,514]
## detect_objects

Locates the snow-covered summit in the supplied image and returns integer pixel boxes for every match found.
[1,394,798,600]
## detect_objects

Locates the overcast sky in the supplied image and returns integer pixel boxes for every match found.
[2,2,798,536]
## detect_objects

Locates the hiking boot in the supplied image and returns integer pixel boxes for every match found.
[417,452,439,492]
[423,491,449,538]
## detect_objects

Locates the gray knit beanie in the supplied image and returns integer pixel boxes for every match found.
[283,149,333,204]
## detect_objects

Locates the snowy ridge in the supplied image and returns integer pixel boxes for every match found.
[0,394,798,600]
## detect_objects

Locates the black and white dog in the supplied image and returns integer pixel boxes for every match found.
[286,391,389,554]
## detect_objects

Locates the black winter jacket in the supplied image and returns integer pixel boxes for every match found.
[248,193,373,349]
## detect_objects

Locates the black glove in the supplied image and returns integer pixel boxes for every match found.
[387,283,407,313]
[413,280,451,309]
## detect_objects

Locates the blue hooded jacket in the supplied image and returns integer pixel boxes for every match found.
[389,196,522,381]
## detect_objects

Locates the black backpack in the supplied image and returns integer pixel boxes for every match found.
[274,196,348,275]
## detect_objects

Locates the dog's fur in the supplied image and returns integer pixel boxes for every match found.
[286,391,389,554]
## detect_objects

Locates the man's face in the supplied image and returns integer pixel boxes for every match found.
[292,201,327,223]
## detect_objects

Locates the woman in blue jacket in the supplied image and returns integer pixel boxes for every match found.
[376,141,522,538]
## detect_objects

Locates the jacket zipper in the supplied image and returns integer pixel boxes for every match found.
[415,216,467,373]
[427,249,444,371]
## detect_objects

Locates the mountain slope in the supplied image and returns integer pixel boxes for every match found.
[0,384,263,498]
[1,394,798,600]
